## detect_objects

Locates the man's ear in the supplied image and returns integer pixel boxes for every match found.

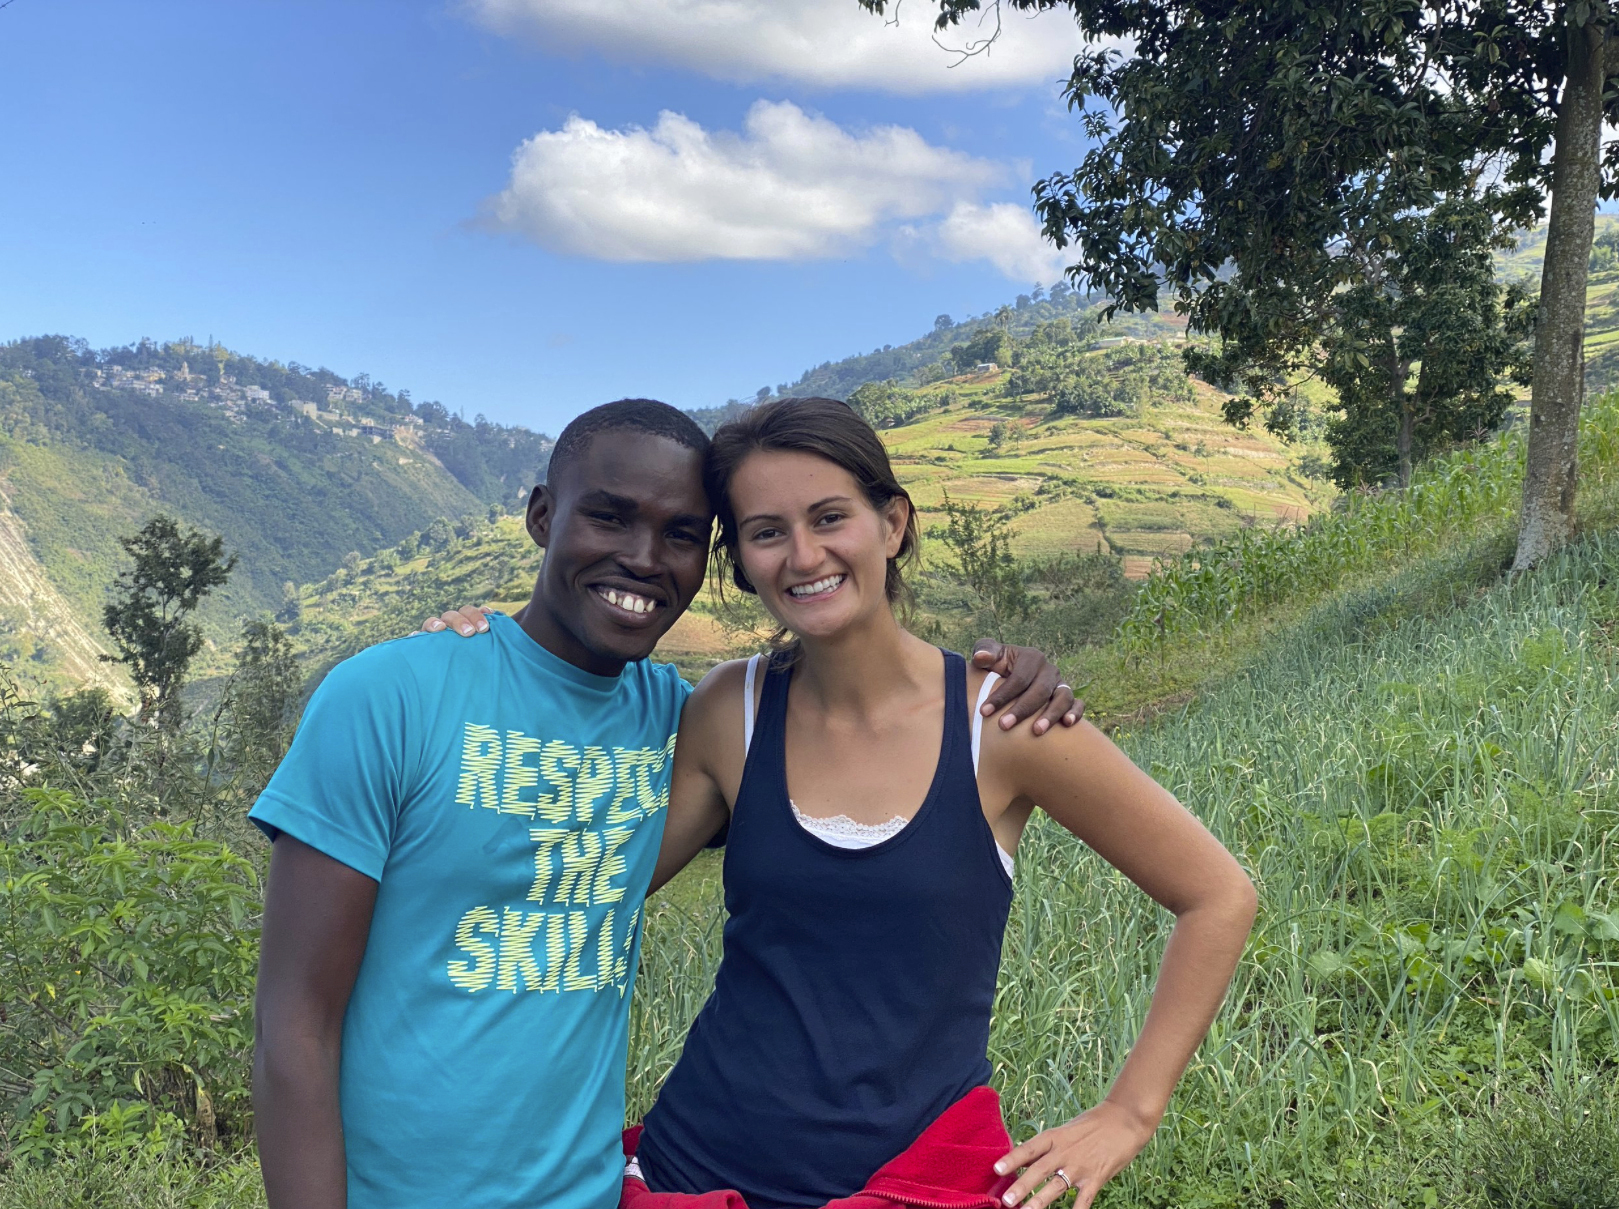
[526,484,555,550]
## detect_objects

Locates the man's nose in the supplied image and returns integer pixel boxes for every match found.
[618,525,661,575]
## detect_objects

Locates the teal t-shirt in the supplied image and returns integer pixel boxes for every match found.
[250,613,690,1209]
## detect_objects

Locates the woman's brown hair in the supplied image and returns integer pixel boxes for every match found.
[705,397,920,611]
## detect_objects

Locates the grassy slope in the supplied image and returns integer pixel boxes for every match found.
[0,428,484,700]
[884,373,1320,573]
[632,528,1619,1209]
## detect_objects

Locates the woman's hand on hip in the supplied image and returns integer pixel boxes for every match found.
[994,1099,1156,1209]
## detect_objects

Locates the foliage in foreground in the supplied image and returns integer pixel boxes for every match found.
[5,436,1619,1206]
[0,793,260,1161]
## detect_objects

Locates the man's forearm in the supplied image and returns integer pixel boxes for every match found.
[255,1030,348,1209]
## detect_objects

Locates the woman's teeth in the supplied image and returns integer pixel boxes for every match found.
[788,574,845,598]
[597,587,659,615]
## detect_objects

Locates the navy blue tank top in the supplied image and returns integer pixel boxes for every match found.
[636,650,1014,1209]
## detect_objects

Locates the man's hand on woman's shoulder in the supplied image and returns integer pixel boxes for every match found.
[422,604,499,637]
[969,640,1084,736]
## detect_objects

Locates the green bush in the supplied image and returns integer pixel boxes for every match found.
[0,791,260,1161]
[1446,1080,1619,1208]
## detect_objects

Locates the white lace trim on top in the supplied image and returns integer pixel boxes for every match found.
[790,799,1014,877]
[790,799,910,846]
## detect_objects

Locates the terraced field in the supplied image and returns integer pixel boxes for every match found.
[885,372,1321,575]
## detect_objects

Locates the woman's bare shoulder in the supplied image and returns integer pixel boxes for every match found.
[681,656,760,731]
[673,656,763,784]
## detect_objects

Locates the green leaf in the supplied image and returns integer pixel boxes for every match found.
[1520,956,1556,992]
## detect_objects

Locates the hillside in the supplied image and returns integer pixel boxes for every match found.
[695,281,1187,420]
[724,218,1619,424]
[0,335,552,695]
[18,218,1618,703]
[288,352,1324,681]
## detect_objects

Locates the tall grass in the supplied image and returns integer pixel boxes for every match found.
[630,533,1619,1207]
[1119,393,1619,654]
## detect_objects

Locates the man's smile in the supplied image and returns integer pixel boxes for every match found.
[591,583,667,621]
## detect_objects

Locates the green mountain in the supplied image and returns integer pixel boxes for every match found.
[0,335,552,696]
[696,282,1185,420]
[12,221,1614,701]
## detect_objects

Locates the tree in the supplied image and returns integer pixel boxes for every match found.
[222,620,301,784]
[949,329,1012,372]
[102,516,236,727]
[935,496,1029,622]
[848,379,930,427]
[1220,196,1533,487]
[1590,224,1619,272]
[866,0,1619,565]
[1492,8,1611,568]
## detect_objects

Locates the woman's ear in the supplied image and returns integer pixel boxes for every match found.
[882,496,911,560]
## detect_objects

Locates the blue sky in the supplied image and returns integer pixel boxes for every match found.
[0,0,1096,433]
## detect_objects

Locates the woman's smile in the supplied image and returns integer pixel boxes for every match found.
[785,573,847,602]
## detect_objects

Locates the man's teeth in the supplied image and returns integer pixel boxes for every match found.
[789,575,845,598]
[600,588,658,614]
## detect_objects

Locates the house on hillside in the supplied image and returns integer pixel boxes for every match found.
[973,362,999,373]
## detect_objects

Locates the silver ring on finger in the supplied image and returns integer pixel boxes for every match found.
[1056,684,1072,694]
[1052,1169,1072,1194]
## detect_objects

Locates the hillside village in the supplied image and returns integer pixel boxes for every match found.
[87,362,427,446]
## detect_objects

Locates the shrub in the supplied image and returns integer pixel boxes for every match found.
[0,791,260,1161]
[1446,1080,1619,1208]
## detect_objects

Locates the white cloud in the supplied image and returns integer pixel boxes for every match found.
[464,0,1084,94]
[485,100,1006,262]
[926,200,1067,283]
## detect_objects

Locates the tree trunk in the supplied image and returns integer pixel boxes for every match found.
[1391,344,1413,489]
[1514,18,1607,570]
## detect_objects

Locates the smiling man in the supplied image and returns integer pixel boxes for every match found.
[248,398,1076,1209]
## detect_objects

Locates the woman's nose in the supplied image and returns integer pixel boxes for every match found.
[786,526,820,571]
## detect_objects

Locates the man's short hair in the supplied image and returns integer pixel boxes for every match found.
[543,398,711,491]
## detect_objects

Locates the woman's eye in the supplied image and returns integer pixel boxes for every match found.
[748,526,781,541]
[816,512,845,526]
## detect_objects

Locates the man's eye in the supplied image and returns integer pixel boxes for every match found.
[668,529,702,545]
[587,511,625,526]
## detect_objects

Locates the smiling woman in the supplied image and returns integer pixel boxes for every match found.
[632,396,1255,1209]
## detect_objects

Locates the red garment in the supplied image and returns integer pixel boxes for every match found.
[619,1086,1017,1209]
